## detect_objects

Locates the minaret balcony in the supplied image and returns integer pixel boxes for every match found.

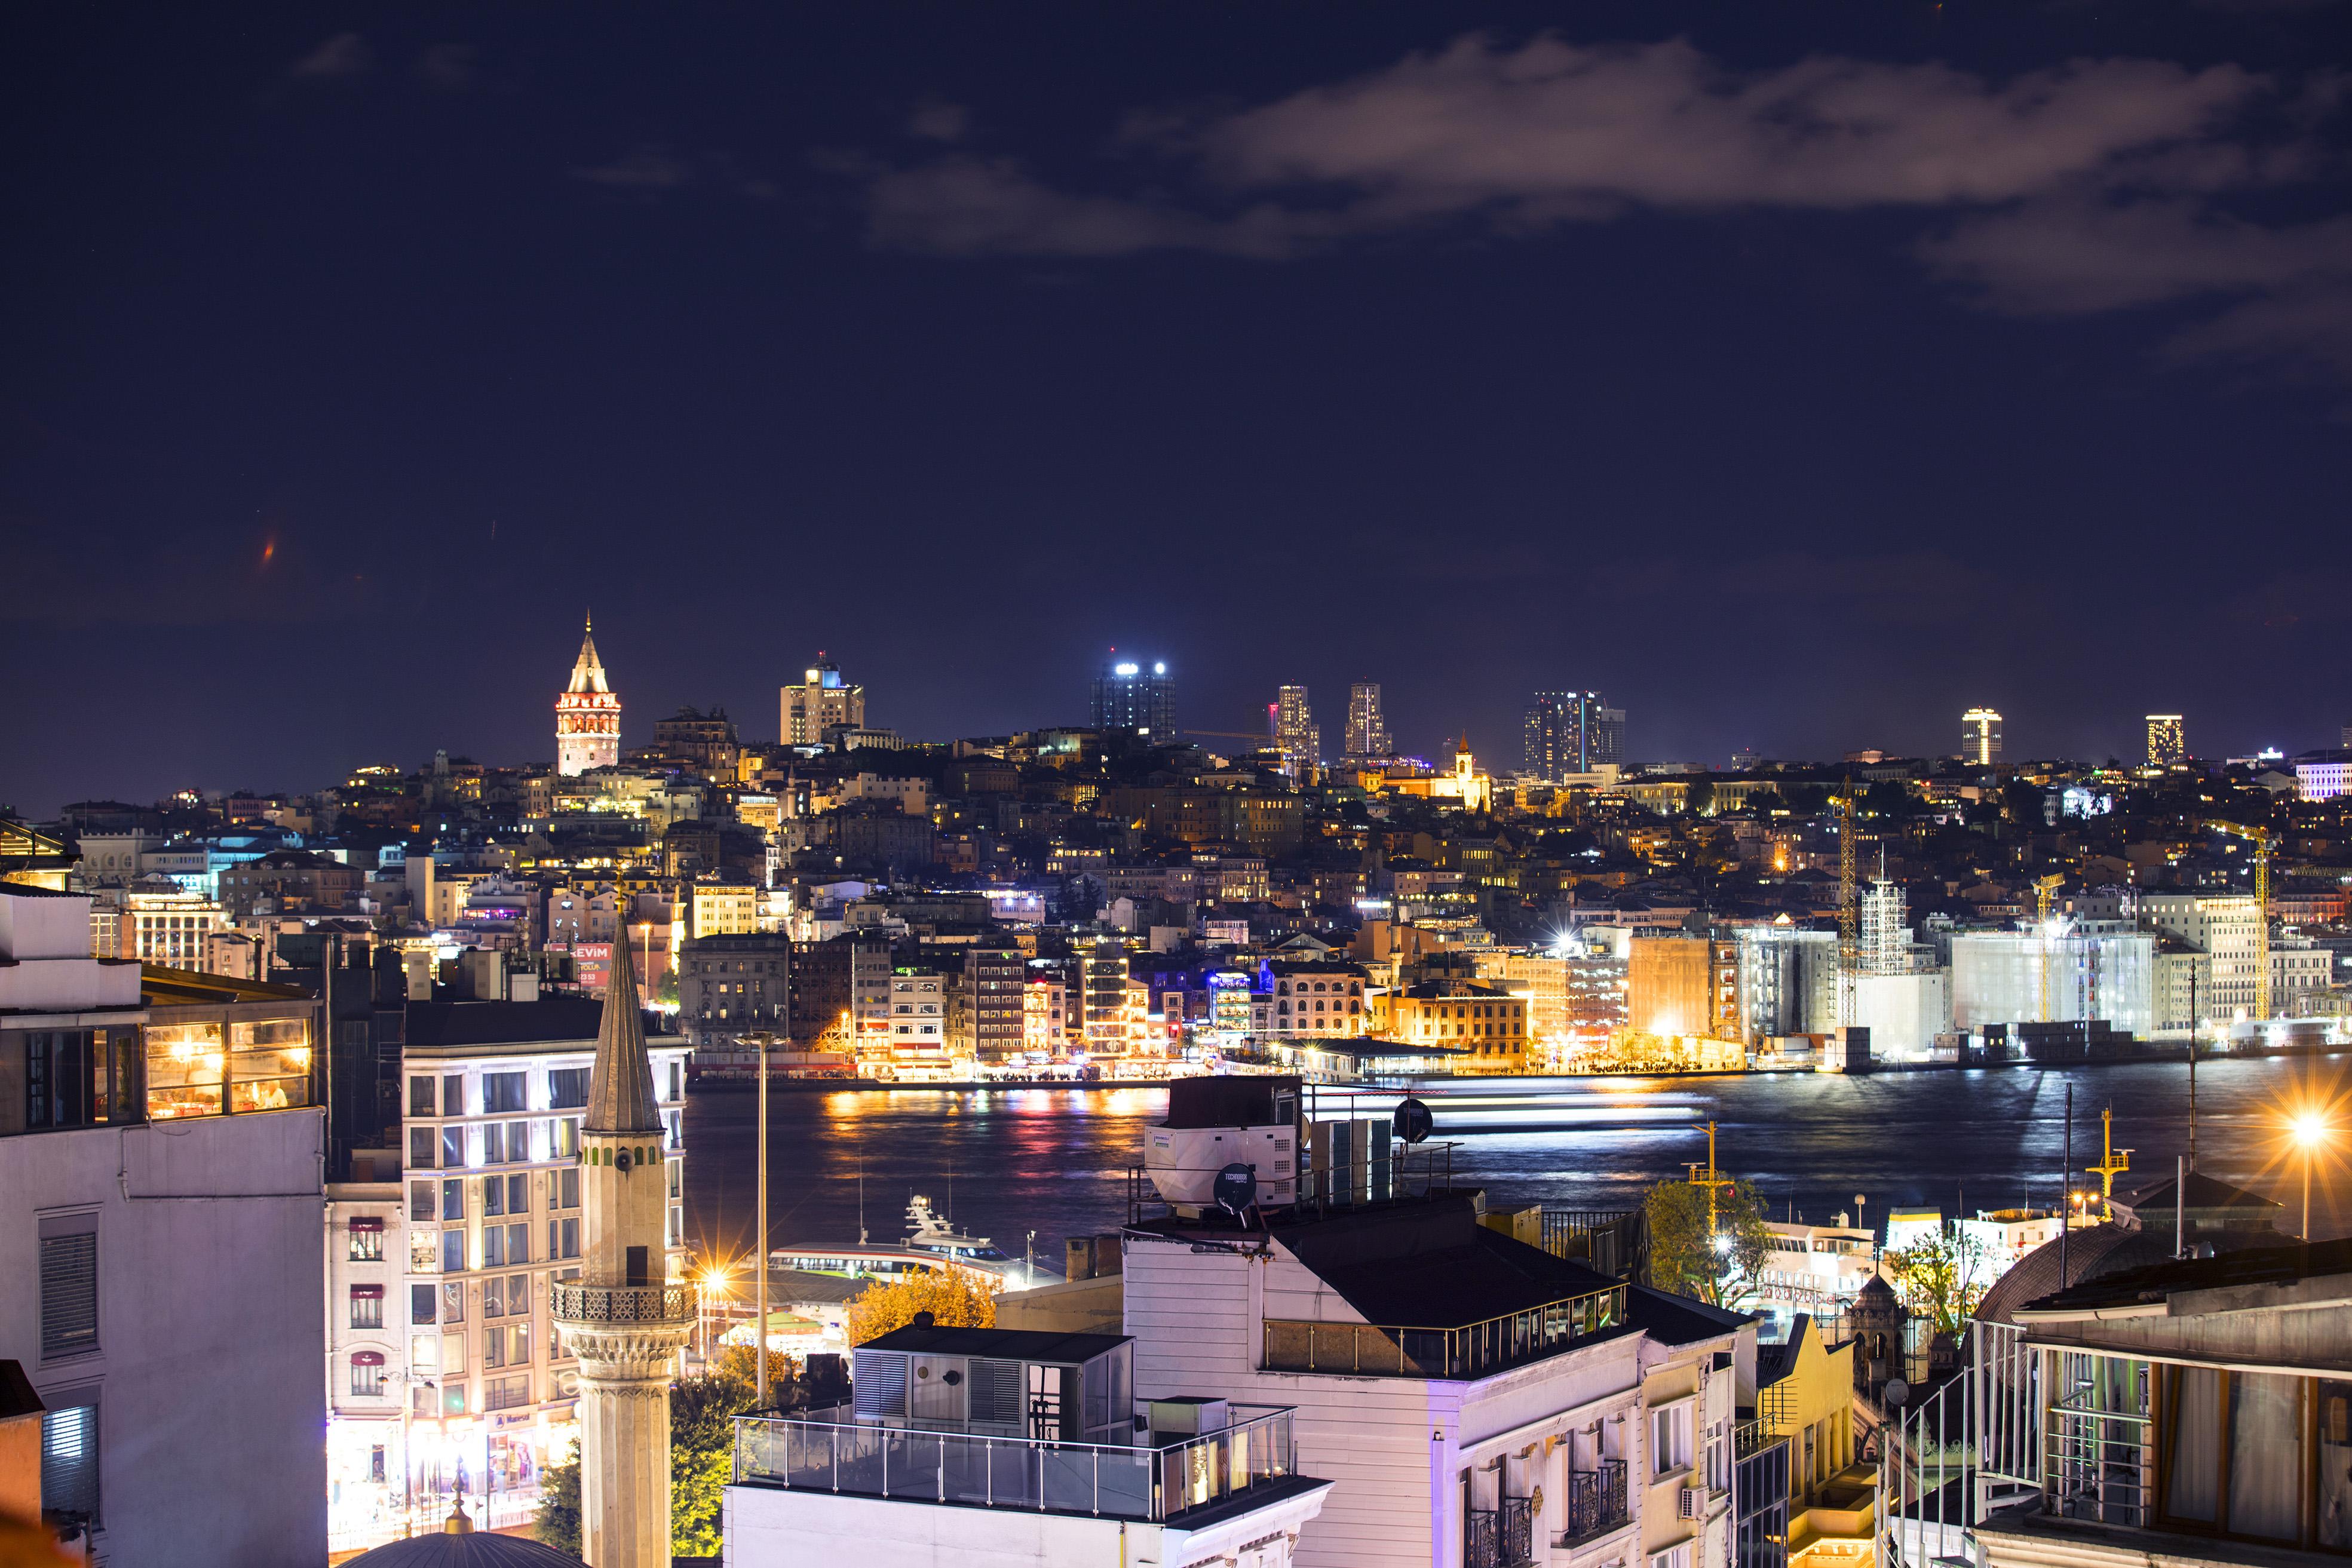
[551,1281,698,1327]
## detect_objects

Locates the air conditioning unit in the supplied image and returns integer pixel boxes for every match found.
[1678,1486,1706,1521]
[1143,1078,1300,1216]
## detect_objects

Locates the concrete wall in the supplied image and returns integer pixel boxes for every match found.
[0,1109,328,1567]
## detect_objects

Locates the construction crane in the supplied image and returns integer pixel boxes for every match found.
[2204,820,2274,1020]
[2034,874,2066,1023]
[1685,1121,1736,1236]
[1836,778,1858,1026]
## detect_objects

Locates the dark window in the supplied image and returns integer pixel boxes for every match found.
[409,1182,434,1222]
[409,1076,435,1116]
[625,1245,649,1286]
[483,1072,528,1114]
[39,1232,97,1359]
[559,1168,579,1210]
[441,1075,464,1116]
[441,1127,465,1169]
[547,1067,590,1109]
[411,1283,436,1324]
[483,1177,504,1217]
[508,1174,528,1214]
[409,1127,436,1170]
[442,1179,464,1221]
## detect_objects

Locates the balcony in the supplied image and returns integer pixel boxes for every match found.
[1566,1460,1630,1544]
[732,1404,1298,1523]
[549,1282,696,1325]
[1468,1495,1535,1568]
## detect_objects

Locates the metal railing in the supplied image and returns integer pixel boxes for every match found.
[1539,1208,1644,1280]
[1565,1460,1628,1543]
[1260,1284,1626,1380]
[1467,1493,1537,1568]
[2046,1370,2151,1527]
[1734,1418,1786,1459]
[1876,1321,2044,1568]
[550,1282,697,1324]
[732,1404,1295,1523]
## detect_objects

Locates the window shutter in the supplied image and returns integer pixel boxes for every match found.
[41,1401,99,1522]
[40,1234,98,1358]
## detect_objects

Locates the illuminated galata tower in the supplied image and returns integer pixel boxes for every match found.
[550,949,692,1568]
[556,614,621,775]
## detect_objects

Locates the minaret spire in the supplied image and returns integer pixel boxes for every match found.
[586,941,663,1134]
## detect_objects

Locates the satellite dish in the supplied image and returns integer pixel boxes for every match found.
[1393,1097,1435,1146]
[1213,1162,1258,1217]
[1884,1378,1911,1407]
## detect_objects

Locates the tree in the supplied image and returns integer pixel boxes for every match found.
[1885,1228,1991,1335]
[670,1370,756,1556]
[845,1265,998,1345]
[533,1438,581,1557]
[1643,1176,1773,1308]
[1685,778,1716,817]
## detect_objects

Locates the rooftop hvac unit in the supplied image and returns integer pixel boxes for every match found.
[1143,1076,1299,1216]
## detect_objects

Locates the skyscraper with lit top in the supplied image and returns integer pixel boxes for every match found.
[1090,653,1174,735]
[555,615,621,776]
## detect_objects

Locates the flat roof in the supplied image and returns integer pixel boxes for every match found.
[859,1325,1131,1363]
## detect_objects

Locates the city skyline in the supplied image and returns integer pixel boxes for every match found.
[5,5,2350,811]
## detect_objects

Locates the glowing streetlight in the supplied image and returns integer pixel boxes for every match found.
[2292,1110,2333,1240]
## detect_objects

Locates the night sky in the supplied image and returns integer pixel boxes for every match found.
[5,4,2349,815]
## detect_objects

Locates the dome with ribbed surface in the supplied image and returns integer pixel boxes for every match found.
[584,944,663,1134]
[339,1509,582,1568]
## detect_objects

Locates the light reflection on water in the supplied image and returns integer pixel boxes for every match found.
[680,1054,2350,1270]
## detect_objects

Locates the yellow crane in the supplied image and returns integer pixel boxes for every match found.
[2085,1106,2132,1210]
[2204,821,2274,1020]
[2034,874,2066,1022]
[1685,1121,1736,1235]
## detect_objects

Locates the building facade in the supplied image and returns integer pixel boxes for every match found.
[2139,894,2263,1020]
[779,657,866,746]
[1090,656,1174,736]
[556,617,623,777]
[1347,682,1391,759]
[2146,714,2185,768]
[1962,707,2004,767]
[1276,685,1323,778]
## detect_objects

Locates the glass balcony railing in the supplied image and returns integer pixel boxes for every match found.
[732,1404,1296,1523]
[1261,1283,1626,1380]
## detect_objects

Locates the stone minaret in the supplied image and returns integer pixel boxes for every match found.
[556,614,622,776]
[552,949,691,1568]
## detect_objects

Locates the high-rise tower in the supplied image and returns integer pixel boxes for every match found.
[1523,691,1621,779]
[1090,655,1174,735]
[2146,714,2185,768]
[1962,707,2004,767]
[550,950,693,1568]
[556,615,622,775]
[779,655,867,745]
[1345,682,1389,759]
[1274,685,1321,778]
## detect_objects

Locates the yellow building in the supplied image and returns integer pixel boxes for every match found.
[1387,980,1526,1072]
[689,882,761,939]
[1428,734,1494,814]
[1753,1317,1874,1568]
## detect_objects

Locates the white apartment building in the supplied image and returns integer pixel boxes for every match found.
[2139,894,2264,1019]
[87,883,228,969]
[1949,931,2156,1035]
[0,885,327,1567]
[1124,1192,1747,1568]
[1253,961,1370,1039]
[2272,935,2335,1014]
[324,1007,691,1551]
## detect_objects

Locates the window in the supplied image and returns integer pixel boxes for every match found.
[443,1179,465,1222]
[410,1127,436,1170]
[486,1374,532,1411]
[39,1228,98,1360]
[1652,1403,1692,1477]
[411,1283,436,1325]
[441,1280,465,1324]
[409,1181,434,1222]
[506,1223,529,1265]
[559,1167,579,1210]
[351,1352,385,1397]
[482,1123,507,1165]
[410,1076,436,1116]
[349,1285,384,1329]
[145,1021,224,1119]
[227,1017,311,1113]
[508,1174,529,1214]
[349,1217,384,1261]
[551,1217,580,1260]
[442,1075,465,1116]
[505,1274,530,1316]
[1651,1548,1692,1568]
[483,1228,504,1269]
[410,1231,440,1273]
[40,1392,99,1530]
[484,1177,505,1217]
[442,1229,467,1273]
[483,1072,528,1113]
[441,1127,466,1169]
[548,1067,589,1109]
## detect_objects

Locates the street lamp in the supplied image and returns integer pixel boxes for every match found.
[2292,1110,2332,1241]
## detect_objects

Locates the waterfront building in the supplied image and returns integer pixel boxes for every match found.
[679,932,792,1060]
[1,885,327,1566]
[2138,894,2262,1020]
[1961,707,2003,767]
[1948,931,2155,1037]
[1090,655,1174,737]
[1384,980,1527,1072]
[2146,714,2185,768]
[958,942,1026,1065]
[1855,880,1909,977]
[326,994,691,1551]
[1847,971,1952,1060]
[1253,959,1369,1041]
[556,617,622,777]
[1732,927,1838,1046]
[1346,682,1390,759]
[726,1325,1335,1568]
[1275,685,1322,778]
[778,656,866,747]
[2292,748,2352,803]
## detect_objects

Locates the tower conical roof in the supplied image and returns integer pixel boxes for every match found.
[585,942,663,1134]
[566,614,611,696]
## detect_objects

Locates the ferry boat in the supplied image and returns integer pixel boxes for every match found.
[768,1196,1060,1291]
